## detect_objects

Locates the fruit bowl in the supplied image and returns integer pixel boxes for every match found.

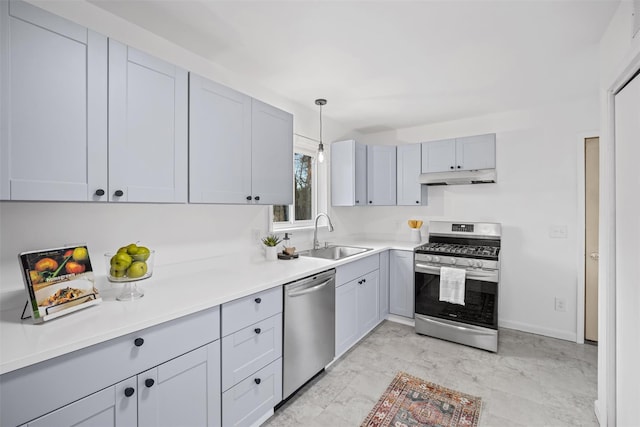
[104,250,155,283]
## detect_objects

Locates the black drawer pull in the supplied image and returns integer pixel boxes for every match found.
[254,328,261,334]
[124,387,135,397]
[95,189,105,196]
[134,338,144,347]
[254,196,260,201]
[254,378,261,385]
[246,195,252,201]
[254,297,262,304]
[114,189,124,197]
[145,379,155,388]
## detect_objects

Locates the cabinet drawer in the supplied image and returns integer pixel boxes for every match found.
[222,313,282,391]
[222,358,282,427]
[1,306,220,427]
[222,287,282,336]
[336,253,380,287]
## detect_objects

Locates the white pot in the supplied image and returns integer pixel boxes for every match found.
[411,228,422,243]
[264,245,278,261]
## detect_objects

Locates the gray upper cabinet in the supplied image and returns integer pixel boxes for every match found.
[108,40,188,203]
[331,139,367,206]
[366,145,396,206]
[189,74,293,205]
[396,143,427,206]
[421,134,495,173]
[189,74,252,204]
[0,0,108,201]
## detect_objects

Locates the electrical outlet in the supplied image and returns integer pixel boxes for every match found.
[555,297,567,312]
[549,225,568,239]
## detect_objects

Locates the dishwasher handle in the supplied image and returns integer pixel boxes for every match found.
[287,279,333,297]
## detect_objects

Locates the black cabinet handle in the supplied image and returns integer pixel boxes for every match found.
[134,337,144,347]
[254,378,261,385]
[358,280,363,285]
[114,190,124,197]
[246,195,252,201]
[95,189,105,196]
[254,328,261,334]
[363,278,366,283]
[457,165,461,169]
[124,387,135,397]
[254,196,260,201]
[145,379,155,388]
[369,201,372,204]
[355,200,359,204]
[450,166,454,170]
[254,297,262,304]
[416,200,419,204]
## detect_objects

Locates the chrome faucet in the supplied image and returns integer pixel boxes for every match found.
[313,213,334,249]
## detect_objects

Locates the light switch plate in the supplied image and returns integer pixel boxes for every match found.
[549,225,568,239]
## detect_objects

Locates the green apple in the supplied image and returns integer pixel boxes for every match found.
[133,246,151,261]
[126,261,148,279]
[110,252,132,271]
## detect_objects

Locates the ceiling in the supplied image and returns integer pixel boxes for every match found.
[89,0,619,134]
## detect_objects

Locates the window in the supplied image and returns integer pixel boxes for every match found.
[273,137,325,229]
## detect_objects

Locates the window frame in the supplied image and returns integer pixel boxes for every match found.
[272,136,324,231]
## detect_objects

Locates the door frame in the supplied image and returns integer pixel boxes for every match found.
[576,132,599,346]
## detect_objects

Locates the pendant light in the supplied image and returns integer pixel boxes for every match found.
[315,98,327,163]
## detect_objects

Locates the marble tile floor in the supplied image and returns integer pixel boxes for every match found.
[264,320,598,427]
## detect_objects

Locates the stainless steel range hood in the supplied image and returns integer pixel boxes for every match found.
[418,169,496,185]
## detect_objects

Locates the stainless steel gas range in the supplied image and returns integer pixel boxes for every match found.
[414,221,501,352]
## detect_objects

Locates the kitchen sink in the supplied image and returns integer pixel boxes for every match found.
[299,245,372,261]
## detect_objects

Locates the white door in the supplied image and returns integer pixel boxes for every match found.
[584,137,599,342]
[421,139,456,173]
[367,145,396,205]
[357,270,380,334]
[108,40,188,203]
[28,378,137,427]
[614,71,640,426]
[354,142,368,205]
[455,134,496,171]
[0,0,107,201]
[335,281,358,357]
[138,342,221,427]
[189,74,252,204]
[397,144,426,206]
[250,99,293,205]
[389,250,414,318]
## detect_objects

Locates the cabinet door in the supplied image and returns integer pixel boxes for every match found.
[331,140,355,206]
[138,341,221,427]
[1,0,108,201]
[189,73,252,204]
[379,251,390,320]
[251,99,293,205]
[108,40,188,203]
[389,250,414,318]
[367,145,396,205]
[397,144,427,206]
[354,142,368,205]
[357,270,380,334]
[455,134,496,171]
[335,280,359,357]
[27,378,137,427]
[421,139,456,173]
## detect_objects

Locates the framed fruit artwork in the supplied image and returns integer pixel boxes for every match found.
[19,245,102,323]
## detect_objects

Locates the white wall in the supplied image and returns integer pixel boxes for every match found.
[331,97,600,341]
[0,1,356,303]
[596,1,640,425]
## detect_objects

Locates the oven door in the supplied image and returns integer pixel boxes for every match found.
[414,264,498,330]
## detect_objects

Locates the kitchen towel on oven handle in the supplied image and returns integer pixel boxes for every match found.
[439,266,466,305]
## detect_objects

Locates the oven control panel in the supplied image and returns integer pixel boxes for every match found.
[452,223,474,232]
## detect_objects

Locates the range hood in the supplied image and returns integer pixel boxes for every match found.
[418,169,497,186]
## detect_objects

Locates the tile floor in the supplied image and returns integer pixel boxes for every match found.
[264,321,597,427]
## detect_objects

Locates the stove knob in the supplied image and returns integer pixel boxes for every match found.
[467,259,475,267]
[450,258,457,264]
[475,261,483,268]
[424,255,432,262]
[433,256,440,263]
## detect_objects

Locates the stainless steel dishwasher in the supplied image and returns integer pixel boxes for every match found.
[282,269,336,400]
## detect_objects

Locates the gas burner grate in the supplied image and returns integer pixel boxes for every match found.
[416,242,500,258]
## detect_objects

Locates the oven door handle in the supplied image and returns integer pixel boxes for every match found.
[415,263,498,282]
[416,315,496,336]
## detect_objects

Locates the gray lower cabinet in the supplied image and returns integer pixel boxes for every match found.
[221,287,283,427]
[335,254,381,357]
[379,250,390,320]
[2,306,221,427]
[389,250,414,318]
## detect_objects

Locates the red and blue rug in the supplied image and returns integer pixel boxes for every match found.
[361,372,482,427]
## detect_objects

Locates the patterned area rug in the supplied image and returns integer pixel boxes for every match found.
[361,372,482,427]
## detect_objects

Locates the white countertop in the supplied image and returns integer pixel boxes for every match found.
[0,240,420,375]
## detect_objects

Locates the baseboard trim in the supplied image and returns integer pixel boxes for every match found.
[499,319,577,342]
[594,399,604,426]
[250,409,274,427]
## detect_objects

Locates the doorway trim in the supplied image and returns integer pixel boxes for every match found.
[576,131,598,345]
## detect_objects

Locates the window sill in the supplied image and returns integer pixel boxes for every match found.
[272,224,329,233]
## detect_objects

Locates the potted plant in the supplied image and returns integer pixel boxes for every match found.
[261,234,281,261]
